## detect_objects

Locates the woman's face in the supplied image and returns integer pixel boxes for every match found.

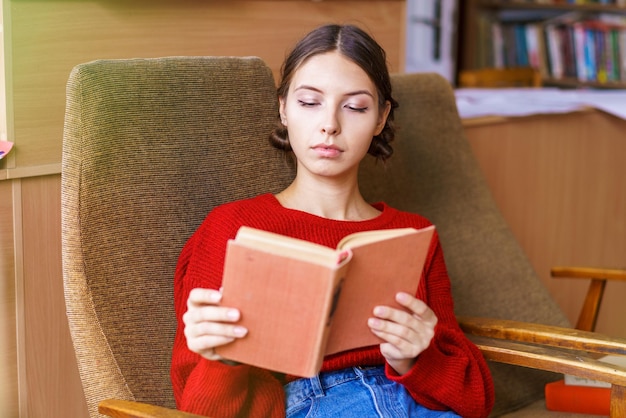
[279,51,390,181]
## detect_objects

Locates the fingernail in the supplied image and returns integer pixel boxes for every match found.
[368,318,381,328]
[373,306,386,316]
[233,326,248,337]
[396,292,409,303]
[226,309,240,320]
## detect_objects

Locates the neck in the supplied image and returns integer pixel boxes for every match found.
[275,176,380,221]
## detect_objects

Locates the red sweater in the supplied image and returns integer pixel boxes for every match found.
[171,194,494,418]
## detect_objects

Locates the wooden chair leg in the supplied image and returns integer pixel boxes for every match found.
[576,278,607,332]
[610,385,626,418]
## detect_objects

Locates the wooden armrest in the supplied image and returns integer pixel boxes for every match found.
[551,266,626,281]
[458,316,626,355]
[466,334,626,386]
[458,316,626,417]
[99,399,207,418]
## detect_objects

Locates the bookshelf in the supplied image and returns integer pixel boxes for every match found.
[458,0,626,88]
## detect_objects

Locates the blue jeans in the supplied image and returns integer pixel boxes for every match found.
[284,366,460,417]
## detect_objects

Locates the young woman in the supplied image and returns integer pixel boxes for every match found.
[171,24,494,418]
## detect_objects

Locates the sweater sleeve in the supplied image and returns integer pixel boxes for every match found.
[385,233,495,418]
[170,215,286,418]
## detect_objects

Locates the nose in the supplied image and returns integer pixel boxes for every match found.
[321,107,340,136]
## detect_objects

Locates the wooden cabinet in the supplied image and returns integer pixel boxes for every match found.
[463,109,626,339]
[458,0,626,88]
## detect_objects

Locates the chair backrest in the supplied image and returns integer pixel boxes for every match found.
[62,58,569,418]
[360,72,569,416]
[458,67,542,88]
[62,57,295,417]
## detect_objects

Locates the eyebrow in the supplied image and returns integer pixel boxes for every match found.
[294,85,375,99]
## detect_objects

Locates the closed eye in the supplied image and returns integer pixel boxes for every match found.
[298,100,318,107]
[347,105,368,113]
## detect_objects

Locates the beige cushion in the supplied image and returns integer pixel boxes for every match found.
[62,56,294,417]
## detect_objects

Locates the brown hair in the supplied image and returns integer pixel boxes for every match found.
[269,24,399,162]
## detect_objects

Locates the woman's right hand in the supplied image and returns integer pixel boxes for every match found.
[183,288,248,361]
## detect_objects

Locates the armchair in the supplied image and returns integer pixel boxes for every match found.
[61,57,626,418]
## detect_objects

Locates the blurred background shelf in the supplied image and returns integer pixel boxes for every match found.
[458,0,626,89]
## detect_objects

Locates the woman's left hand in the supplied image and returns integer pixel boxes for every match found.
[367,291,438,375]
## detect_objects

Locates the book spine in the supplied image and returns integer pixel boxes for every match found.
[561,25,577,78]
[492,22,504,69]
[573,22,588,81]
[545,380,610,416]
[525,24,541,70]
[515,24,530,67]
[313,261,351,363]
[596,26,608,83]
[546,24,564,78]
[610,29,620,81]
[621,29,626,81]
[585,28,597,81]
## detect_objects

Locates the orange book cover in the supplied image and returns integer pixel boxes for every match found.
[545,379,610,416]
[215,225,435,377]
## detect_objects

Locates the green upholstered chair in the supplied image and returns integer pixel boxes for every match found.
[61,57,626,418]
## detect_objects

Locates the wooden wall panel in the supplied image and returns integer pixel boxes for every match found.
[464,110,626,338]
[20,174,87,417]
[0,180,18,417]
[8,0,405,169]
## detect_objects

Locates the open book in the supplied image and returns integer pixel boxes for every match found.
[215,224,436,377]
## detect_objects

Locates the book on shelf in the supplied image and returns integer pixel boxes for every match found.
[545,354,626,415]
[477,10,626,85]
[215,224,436,377]
[545,379,610,416]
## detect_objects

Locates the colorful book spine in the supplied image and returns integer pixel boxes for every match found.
[475,11,626,84]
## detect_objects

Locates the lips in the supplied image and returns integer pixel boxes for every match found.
[312,144,343,158]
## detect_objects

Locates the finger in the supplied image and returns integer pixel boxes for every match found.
[368,314,420,345]
[371,328,424,360]
[188,288,222,307]
[185,320,248,360]
[184,305,241,326]
[395,292,437,324]
[379,341,407,359]
[371,305,420,331]
[369,305,435,351]
[370,324,430,360]
[187,334,236,355]
[185,320,248,340]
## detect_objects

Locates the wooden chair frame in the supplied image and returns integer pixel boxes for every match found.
[99,311,626,417]
[551,267,626,332]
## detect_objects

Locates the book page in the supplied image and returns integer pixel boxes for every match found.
[235,226,347,266]
[336,227,424,250]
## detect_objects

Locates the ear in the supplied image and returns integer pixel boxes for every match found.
[374,100,392,136]
[279,96,287,125]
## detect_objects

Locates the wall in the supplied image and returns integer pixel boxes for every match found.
[464,110,626,338]
[0,1,406,416]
